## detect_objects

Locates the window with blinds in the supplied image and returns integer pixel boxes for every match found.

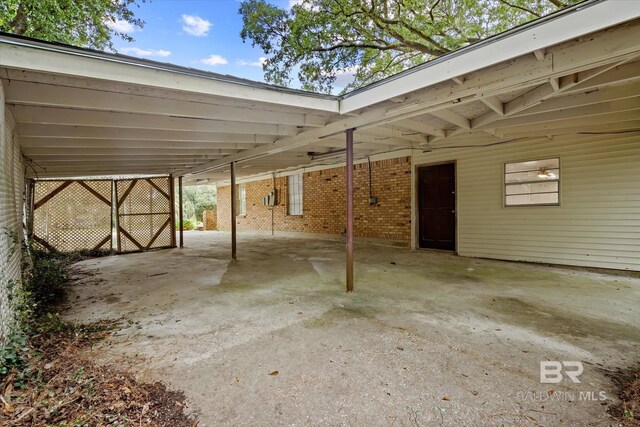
[238,183,246,215]
[504,158,560,206]
[288,174,303,215]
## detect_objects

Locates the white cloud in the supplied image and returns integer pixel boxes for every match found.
[288,0,316,11]
[237,56,267,67]
[201,54,228,66]
[328,66,359,88]
[120,47,172,58]
[106,19,136,33]
[181,14,212,37]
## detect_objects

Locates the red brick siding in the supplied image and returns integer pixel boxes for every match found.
[202,208,217,230]
[217,156,411,240]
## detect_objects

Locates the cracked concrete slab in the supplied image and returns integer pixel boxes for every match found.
[65,231,640,426]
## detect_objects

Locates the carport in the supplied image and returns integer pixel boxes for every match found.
[1,0,639,289]
[1,1,640,424]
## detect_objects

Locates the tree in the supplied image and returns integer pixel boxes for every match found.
[0,0,145,50]
[240,0,580,93]
[180,185,217,224]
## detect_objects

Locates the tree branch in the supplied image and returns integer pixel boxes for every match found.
[498,0,541,18]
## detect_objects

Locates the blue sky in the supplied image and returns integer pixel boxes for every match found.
[108,0,294,84]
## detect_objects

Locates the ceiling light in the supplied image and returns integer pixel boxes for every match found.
[538,168,551,178]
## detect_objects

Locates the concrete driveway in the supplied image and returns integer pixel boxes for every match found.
[65,231,640,426]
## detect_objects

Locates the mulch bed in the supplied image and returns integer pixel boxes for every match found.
[0,320,196,426]
[608,364,640,426]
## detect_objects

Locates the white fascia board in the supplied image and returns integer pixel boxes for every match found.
[0,41,339,113]
[340,0,640,114]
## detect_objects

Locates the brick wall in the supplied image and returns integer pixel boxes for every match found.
[0,83,26,342]
[217,156,411,240]
[202,208,217,230]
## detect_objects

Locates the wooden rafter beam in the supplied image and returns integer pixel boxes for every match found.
[20,138,259,150]
[10,106,284,139]
[429,109,471,130]
[394,119,446,137]
[480,96,505,116]
[477,97,640,131]
[470,56,639,132]
[3,80,330,127]
[23,147,239,156]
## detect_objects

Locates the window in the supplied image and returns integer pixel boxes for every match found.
[237,183,246,215]
[504,158,560,206]
[288,174,303,215]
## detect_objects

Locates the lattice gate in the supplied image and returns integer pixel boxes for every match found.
[32,180,113,252]
[115,177,175,253]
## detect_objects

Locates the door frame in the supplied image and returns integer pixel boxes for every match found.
[414,160,458,252]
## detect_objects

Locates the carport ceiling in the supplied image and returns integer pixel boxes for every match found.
[0,0,638,182]
[3,70,341,178]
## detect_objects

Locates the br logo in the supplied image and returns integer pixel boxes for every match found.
[540,361,584,384]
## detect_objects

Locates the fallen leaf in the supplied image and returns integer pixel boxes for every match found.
[0,396,14,413]
[269,371,279,376]
[442,396,450,401]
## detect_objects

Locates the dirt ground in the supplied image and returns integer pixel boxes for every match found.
[64,231,640,426]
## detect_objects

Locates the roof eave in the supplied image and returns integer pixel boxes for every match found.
[339,0,640,113]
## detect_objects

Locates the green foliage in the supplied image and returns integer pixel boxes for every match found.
[24,245,113,310]
[239,0,580,93]
[0,331,28,378]
[181,184,216,223]
[26,247,69,309]
[0,239,111,386]
[0,0,145,50]
[177,220,195,231]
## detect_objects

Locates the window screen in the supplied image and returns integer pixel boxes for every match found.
[288,174,303,215]
[238,183,246,215]
[504,158,560,206]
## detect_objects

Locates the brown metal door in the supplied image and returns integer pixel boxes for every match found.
[418,163,456,251]
[115,177,175,253]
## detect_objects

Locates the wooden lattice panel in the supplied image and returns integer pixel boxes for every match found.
[116,177,174,253]
[33,180,112,252]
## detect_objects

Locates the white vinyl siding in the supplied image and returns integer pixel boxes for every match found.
[412,133,640,271]
[288,174,303,215]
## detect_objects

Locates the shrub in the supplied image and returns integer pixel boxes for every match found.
[26,248,69,309]
[177,220,195,231]
[0,242,112,384]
